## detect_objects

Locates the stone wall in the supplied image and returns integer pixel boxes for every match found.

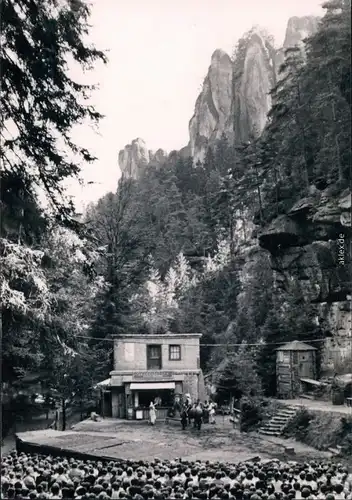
[182,372,200,402]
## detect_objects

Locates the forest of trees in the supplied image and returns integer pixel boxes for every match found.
[1,0,350,434]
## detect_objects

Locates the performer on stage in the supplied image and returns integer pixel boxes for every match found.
[149,401,157,425]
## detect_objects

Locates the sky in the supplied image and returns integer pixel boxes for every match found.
[68,0,324,210]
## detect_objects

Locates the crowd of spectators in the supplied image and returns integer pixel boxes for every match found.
[1,451,351,499]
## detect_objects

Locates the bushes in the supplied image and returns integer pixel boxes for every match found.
[283,408,313,441]
[240,396,263,432]
[339,416,352,456]
[284,408,352,455]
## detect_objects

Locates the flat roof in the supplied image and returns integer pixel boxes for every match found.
[111,333,202,339]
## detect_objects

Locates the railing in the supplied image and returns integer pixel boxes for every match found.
[127,406,171,420]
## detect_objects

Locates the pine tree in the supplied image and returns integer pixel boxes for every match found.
[256,304,284,396]
[303,0,351,182]
[1,0,107,217]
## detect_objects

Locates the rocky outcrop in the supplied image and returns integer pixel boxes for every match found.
[188,18,319,164]
[118,17,319,173]
[258,187,351,373]
[189,49,234,165]
[275,16,320,71]
[149,148,168,167]
[118,139,167,179]
[232,28,277,145]
[283,16,320,49]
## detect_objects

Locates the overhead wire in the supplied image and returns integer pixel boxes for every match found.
[75,333,352,346]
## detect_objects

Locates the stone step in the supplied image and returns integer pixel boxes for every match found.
[276,409,297,415]
[263,425,286,432]
[271,416,292,423]
[300,394,314,400]
[267,419,288,425]
[270,421,291,428]
[272,414,295,421]
[259,408,297,436]
[264,423,286,429]
[261,428,284,434]
[259,407,297,436]
[259,429,281,436]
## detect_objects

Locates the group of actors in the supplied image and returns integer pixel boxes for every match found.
[148,396,217,430]
[2,450,351,499]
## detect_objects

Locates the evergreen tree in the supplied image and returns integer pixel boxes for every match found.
[214,345,263,402]
[1,0,107,218]
[88,181,155,366]
[303,0,351,182]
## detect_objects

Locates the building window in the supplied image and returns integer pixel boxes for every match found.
[147,345,162,370]
[169,345,181,361]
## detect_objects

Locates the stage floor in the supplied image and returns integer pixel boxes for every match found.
[16,419,264,463]
[15,417,334,464]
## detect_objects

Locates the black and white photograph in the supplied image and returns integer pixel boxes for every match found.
[1,0,352,497]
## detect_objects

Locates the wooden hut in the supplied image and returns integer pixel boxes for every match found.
[276,340,317,399]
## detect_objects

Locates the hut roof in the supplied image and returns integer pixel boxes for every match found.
[276,340,317,351]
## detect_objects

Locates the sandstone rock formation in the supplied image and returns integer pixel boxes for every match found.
[189,49,234,165]
[283,16,320,49]
[258,187,351,372]
[119,17,320,174]
[118,138,167,179]
[188,17,319,165]
[232,27,277,145]
[275,15,320,70]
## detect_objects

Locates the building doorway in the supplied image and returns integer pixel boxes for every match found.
[101,390,112,417]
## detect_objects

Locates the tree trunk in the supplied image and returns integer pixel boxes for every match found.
[62,398,66,431]
[101,390,105,419]
[328,69,343,180]
[252,140,263,224]
[273,167,279,215]
[256,183,263,224]
[296,82,310,190]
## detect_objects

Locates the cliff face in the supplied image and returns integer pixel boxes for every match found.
[275,15,320,69]
[232,28,277,145]
[189,49,234,165]
[118,138,167,179]
[283,16,320,49]
[258,187,352,373]
[188,17,319,164]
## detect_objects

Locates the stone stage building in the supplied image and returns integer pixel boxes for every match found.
[100,333,205,420]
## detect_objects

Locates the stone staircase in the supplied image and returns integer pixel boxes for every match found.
[259,406,297,437]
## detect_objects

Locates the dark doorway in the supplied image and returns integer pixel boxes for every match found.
[101,390,112,417]
[137,389,173,408]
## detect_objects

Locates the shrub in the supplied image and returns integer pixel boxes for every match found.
[284,409,351,452]
[339,416,352,456]
[283,408,314,441]
[240,396,262,432]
